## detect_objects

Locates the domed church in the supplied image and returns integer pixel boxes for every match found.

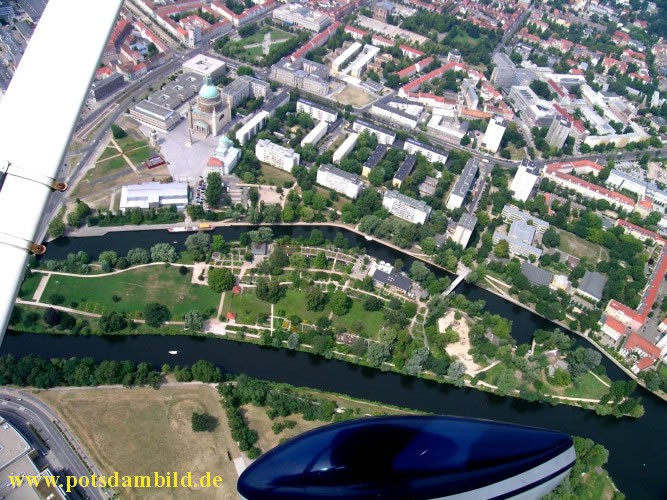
[187,75,231,138]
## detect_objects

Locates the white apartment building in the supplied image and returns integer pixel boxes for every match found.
[404,138,448,165]
[255,139,300,172]
[451,213,477,249]
[301,121,328,147]
[296,98,338,123]
[347,44,381,78]
[272,4,333,32]
[383,190,432,224]
[370,99,422,128]
[446,159,478,210]
[510,161,541,202]
[480,115,506,153]
[333,132,359,163]
[236,110,269,145]
[332,42,363,75]
[352,119,396,145]
[316,164,365,199]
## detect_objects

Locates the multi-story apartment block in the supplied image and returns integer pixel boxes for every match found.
[255,139,300,172]
[403,138,448,165]
[382,190,432,224]
[220,75,271,107]
[236,110,269,145]
[451,213,477,248]
[316,164,365,199]
[272,4,333,32]
[446,159,478,210]
[296,99,338,123]
[333,133,359,164]
[352,119,396,145]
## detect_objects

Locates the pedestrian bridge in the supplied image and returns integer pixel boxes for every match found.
[442,266,471,296]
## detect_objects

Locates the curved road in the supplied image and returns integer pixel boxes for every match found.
[0,389,107,500]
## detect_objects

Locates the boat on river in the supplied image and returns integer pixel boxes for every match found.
[167,224,214,233]
[237,415,575,499]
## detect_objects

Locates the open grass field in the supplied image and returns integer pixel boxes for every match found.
[331,300,385,339]
[241,404,321,452]
[563,372,610,400]
[221,291,271,325]
[18,274,42,300]
[559,230,609,261]
[36,386,239,499]
[332,86,376,107]
[259,164,295,186]
[276,289,329,324]
[42,265,220,319]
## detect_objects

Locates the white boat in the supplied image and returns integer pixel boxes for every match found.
[168,351,178,355]
[365,235,374,241]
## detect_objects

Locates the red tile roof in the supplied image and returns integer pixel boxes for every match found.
[625,332,661,358]
[550,171,635,209]
[608,300,644,325]
[635,356,656,371]
[616,219,667,244]
[604,317,627,335]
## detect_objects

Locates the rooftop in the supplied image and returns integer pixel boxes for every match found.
[385,190,431,212]
[520,262,554,287]
[372,269,412,292]
[458,213,477,231]
[577,271,607,301]
[363,144,388,170]
[451,158,478,198]
[394,155,417,181]
[318,164,363,183]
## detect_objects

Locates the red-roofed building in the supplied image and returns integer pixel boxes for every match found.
[612,30,631,46]
[290,21,340,61]
[548,79,567,99]
[605,300,644,331]
[547,171,636,212]
[600,316,627,346]
[400,45,425,59]
[621,332,661,372]
[226,312,237,321]
[344,25,367,40]
[629,72,650,83]
[96,66,113,79]
[371,34,394,48]
[396,56,434,80]
[616,219,667,245]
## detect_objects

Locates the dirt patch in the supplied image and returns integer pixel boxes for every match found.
[439,311,481,373]
[331,85,377,108]
[35,385,239,499]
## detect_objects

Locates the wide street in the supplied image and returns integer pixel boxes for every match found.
[0,388,107,499]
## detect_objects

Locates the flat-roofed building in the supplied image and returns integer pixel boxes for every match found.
[446,158,478,209]
[129,100,181,132]
[220,75,271,107]
[451,213,477,248]
[546,116,571,149]
[317,164,365,199]
[296,99,338,123]
[182,54,226,80]
[255,139,300,172]
[332,42,363,75]
[576,271,607,302]
[493,220,543,259]
[501,204,550,232]
[236,110,269,145]
[273,4,333,32]
[270,58,330,96]
[301,120,328,147]
[362,144,387,177]
[383,190,432,224]
[120,182,189,212]
[352,119,396,145]
[89,73,125,102]
[333,132,359,164]
[393,155,416,188]
[347,44,381,78]
[480,115,506,153]
[510,160,541,202]
[370,98,422,128]
[404,138,447,165]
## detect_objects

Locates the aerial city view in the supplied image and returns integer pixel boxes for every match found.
[1,0,667,497]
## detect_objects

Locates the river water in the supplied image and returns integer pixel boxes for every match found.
[4,226,665,497]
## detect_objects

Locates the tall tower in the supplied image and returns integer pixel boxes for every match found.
[149,128,158,148]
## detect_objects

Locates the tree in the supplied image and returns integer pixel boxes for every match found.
[237,65,254,77]
[111,124,127,139]
[48,218,66,238]
[287,333,300,350]
[185,232,211,259]
[410,261,431,283]
[529,80,552,99]
[43,307,61,327]
[206,172,223,208]
[191,360,222,382]
[184,310,204,331]
[496,368,518,395]
[493,239,509,258]
[404,348,429,376]
[150,243,177,263]
[255,278,285,303]
[99,311,129,333]
[191,412,216,432]
[212,235,227,253]
[305,287,327,311]
[363,296,383,311]
[127,248,150,265]
[249,227,273,244]
[366,342,391,367]
[447,361,466,387]
[542,227,560,248]
[208,268,235,293]
[143,303,171,328]
[330,291,351,316]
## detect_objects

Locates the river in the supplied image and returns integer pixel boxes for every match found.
[5,226,666,497]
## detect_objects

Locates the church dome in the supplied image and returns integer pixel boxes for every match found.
[198,75,219,100]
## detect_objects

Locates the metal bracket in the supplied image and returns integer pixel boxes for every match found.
[0,160,68,192]
[0,232,46,255]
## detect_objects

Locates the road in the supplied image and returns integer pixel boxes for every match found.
[0,389,107,499]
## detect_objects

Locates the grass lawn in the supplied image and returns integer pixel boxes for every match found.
[41,265,220,319]
[35,386,239,499]
[19,274,42,300]
[559,230,608,261]
[221,291,271,325]
[659,363,667,378]
[276,289,329,324]
[95,154,129,178]
[331,300,385,339]
[576,469,620,500]
[125,145,151,166]
[259,164,295,186]
[116,136,148,152]
[563,372,610,400]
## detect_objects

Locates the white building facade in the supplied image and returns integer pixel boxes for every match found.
[255,139,300,172]
[316,164,365,199]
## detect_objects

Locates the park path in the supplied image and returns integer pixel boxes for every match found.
[110,138,139,174]
[33,262,195,279]
[475,380,601,403]
[31,274,51,302]
[589,370,611,388]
